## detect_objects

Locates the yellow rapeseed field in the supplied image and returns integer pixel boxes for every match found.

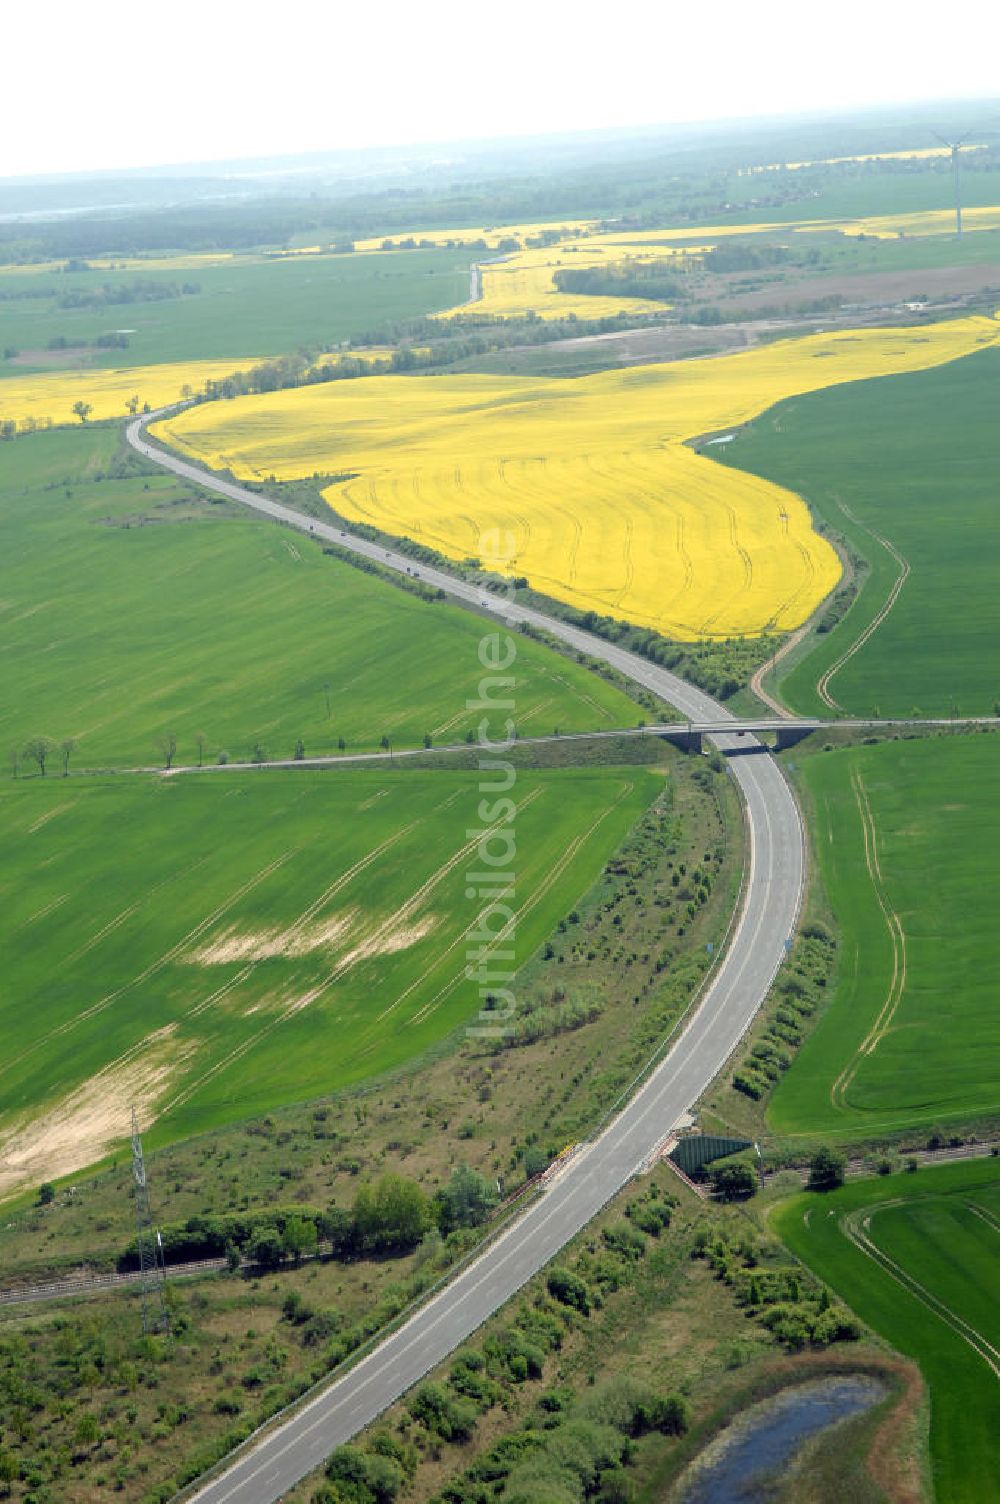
[0,359,255,429]
[440,239,707,321]
[430,218,849,323]
[0,252,236,278]
[155,314,999,639]
[428,208,1000,321]
[351,220,598,253]
[312,347,430,370]
[799,204,1000,239]
[751,145,987,172]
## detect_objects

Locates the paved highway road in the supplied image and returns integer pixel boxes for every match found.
[127,413,804,1504]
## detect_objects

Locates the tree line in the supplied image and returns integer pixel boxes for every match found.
[526,596,777,703]
[554,260,686,304]
[46,331,130,349]
[121,1165,499,1271]
[55,277,200,310]
[1,392,151,440]
[196,307,636,406]
[10,720,463,778]
[11,736,75,779]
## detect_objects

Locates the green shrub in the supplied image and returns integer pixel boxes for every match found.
[626,1201,671,1236]
[547,1267,592,1315]
[807,1146,847,1192]
[597,1467,636,1502]
[325,1444,405,1504]
[759,1303,815,1350]
[647,1393,690,1436]
[354,1174,432,1253]
[710,1162,757,1201]
[484,1327,545,1381]
[300,1312,340,1347]
[545,1420,626,1488]
[435,1165,498,1233]
[730,932,835,1103]
[601,1222,647,1261]
[407,1382,477,1442]
[246,1226,285,1268]
[579,1376,689,1438]
[811,1308,862,1345]
[450,1350,498,1407]
[466,1429,545,1485]
[523,1146,552,1178]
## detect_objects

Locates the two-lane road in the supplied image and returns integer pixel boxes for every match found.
[127,413,804,1504]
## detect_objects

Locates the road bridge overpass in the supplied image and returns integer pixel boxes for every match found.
[158,717,1000,779]
[480,715,1000,760]
[656,716,1000,754]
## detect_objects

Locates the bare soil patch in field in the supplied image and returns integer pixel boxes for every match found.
[190,912,357,964]
[0,1025,195,1196]
[8,345,100,368]
[710,261,1000,316]
[545,322,760,360]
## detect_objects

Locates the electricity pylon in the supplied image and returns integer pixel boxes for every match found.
[130,1106,169,1336]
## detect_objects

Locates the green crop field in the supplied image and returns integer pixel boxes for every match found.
[728,166,1000,222]
[0,248,468,373]
[801,224,1000,274]
[720,344,1000,717]
[774,1158,1000,1504]
[0,763,656,1196]
[769,735,1000,1139]
[826,225,1000,273]
[1,427,637,769]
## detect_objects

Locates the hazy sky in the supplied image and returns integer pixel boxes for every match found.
[3,0,998,178]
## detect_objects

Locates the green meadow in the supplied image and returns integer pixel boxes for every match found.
[1,427,636,769]
[728,165,1000,222]
[720,344,1000,717]
[775,221,1000,285]
[774,1158,1000,1504]
[0,764,656,1193]
[770,735,1000,1139]
[0,248,467,372]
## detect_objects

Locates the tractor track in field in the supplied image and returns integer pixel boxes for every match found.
[816,499,910,711]
[830,768,908,1110]
[840,1203,1000,1379]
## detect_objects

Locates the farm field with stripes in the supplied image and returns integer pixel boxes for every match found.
[717,343,1000,717]
[769,735,1000,1139]
[155,313,998,639]
[0,766,654,1196]
[0,427,636,770]
[776,1158,1000,1504]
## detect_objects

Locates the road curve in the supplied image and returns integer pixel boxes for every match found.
[127,412,804,1504]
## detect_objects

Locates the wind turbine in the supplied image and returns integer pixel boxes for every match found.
[932,129,982,237]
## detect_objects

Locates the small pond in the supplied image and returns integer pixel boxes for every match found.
[679,1374,886,1503]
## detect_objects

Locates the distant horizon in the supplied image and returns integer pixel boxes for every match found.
[2,93,997,192]
[3,0,999,181]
